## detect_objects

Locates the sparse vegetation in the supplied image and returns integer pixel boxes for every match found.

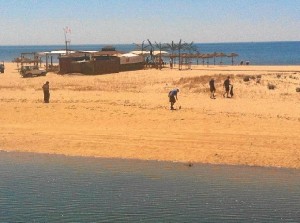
[173,75,232,92]
[243,76,250,82]
[175,75,212,85]
[267,83,276,90]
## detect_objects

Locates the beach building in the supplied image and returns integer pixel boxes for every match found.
[59,52,120,75]
[120,53,144,71]
[59,46,145,75]
[59,46,121,75]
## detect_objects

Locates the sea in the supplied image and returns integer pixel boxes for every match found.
[0,151,299,222]
[0,41,300,65]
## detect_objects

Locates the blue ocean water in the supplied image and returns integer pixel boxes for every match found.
[0,41,300,65]
[197,41,300,65]
[0,151,299,222]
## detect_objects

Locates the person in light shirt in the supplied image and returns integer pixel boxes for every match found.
[168,88,179,110]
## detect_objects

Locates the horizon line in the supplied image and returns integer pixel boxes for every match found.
[1,40,299,47]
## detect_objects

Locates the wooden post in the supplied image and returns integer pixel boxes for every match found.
[46,54,48,71]
[178,39,181,70]
[159,43,162,70]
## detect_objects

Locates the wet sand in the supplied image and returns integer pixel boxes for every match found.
[0,62,299,169]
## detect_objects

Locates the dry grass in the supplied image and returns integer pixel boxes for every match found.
[173,74,234,92]
[0,85,26,90]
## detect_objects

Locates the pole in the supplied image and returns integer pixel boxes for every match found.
[159,43,162,70]
[64,29,67,55]
[46,54,48,71]
[178,39,181,70]
[64,27,68,55]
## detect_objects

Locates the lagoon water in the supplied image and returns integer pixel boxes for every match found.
[0,151,299,222]
[1,41,300,65]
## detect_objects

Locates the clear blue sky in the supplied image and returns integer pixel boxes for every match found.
[0,0,299,45]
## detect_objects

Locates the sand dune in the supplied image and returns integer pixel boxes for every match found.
[0,62,299,169]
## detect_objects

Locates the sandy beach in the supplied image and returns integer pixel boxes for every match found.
[0,62,299,169]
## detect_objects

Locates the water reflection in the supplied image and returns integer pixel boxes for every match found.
[0,151,299,222]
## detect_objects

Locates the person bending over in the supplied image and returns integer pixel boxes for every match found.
[168,88,179,110]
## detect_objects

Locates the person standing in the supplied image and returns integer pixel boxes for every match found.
[145,57,149,68]
[223,76,231,98]
[42,81,50,103]
[168,88,179,110]
[169,58,173,69]
[209,78,216,99]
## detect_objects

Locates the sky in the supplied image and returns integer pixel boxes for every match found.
[0,0,300,45]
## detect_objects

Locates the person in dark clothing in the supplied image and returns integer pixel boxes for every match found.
[209,78,216,99]
[42,81,50,103]
[223,76,231,98]
[168,88,179,110]
[145,57,149,68]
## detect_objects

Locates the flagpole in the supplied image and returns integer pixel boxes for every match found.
[64,27,68,55]
[64,27,71,55]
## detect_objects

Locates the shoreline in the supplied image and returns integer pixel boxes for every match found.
[1,62,299,169]
[1,149,299,171]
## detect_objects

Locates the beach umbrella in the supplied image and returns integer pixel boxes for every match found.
[194,52,202,65]
[201,53,213,66]
[214,52,227,65]
[227,53,239,65]
[212,52,217,65]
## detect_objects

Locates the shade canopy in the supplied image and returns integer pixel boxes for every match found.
[227,53,239,57]
[153,50,169,56]
[227,53,239,65]
[130,50,150,55]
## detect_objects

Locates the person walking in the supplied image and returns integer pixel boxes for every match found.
[209,78,216,99]
[223,76,231,98]
[42,81,50,103]
[168,88,179,110]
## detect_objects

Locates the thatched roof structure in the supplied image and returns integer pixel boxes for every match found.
[227,53,239,65]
